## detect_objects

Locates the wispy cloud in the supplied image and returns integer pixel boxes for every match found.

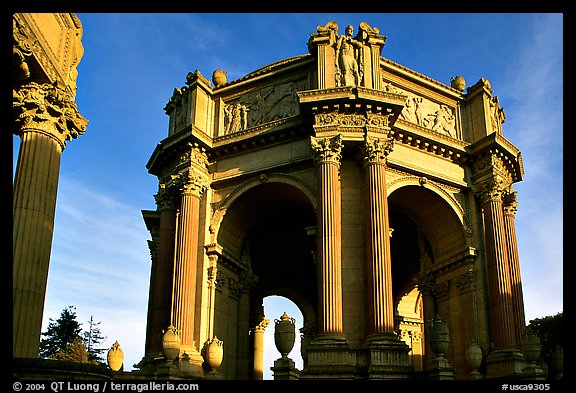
[495,13,563,321]
[44,176,151,369]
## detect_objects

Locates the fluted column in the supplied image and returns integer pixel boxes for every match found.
[477,181,516,349]
[13,82,87,358]
[145,186,178,355]
[362,134,395,337]
[172,170,207,353]
[252,318,270,380]
[310,134,345,340]
[502,190,526,349]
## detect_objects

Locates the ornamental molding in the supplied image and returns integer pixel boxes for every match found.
[13,81,88,150]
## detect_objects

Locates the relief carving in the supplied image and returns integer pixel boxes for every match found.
[223,80,304,135]
[393,86,457,137]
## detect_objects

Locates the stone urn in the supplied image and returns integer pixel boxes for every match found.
[522,328,542,365]
[162,324,181,361]
[107,340,124,372]
[274,312,296,358]
[204,336,224,372]
[450,75,466,91]
[550,345,563,379]
[465,341,483,377]
[429,315,450,358]
[212,69,227,87]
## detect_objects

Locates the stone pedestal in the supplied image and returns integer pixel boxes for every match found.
[364,333,413,379]
[271,357,299,380]
[485,347,526,379]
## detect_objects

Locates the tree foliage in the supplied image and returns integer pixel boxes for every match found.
[39,306,83,359]
[39,306,107,364]
[527,311,563,363]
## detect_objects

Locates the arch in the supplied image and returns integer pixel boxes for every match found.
[388,181,468,265]
[210,173,316,247]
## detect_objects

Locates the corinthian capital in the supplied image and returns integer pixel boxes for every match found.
[363,134,394,166]
[474,178,507,205]
[311,134,343,166]
[252,318,270,334]
[174,170,209,198]
[13,82,88,149]
[154,185,178,211]
[502,190,519,216]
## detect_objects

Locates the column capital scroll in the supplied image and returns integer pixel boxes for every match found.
[173,170,210,198]
[154,185,178,211]
[252,318,270,334]
[473,178,509,205]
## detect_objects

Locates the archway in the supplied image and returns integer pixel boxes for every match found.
[215,180,317,379]
[388,184,468,370]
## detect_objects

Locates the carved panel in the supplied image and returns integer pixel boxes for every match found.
[223,79,307,135]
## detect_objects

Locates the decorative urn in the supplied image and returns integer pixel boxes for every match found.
[429,315,450,358]
[465,341,483,376]
[162,324,181,361]
[274,312,296,358]
[522,328,542,365]
[107,340,124,372]
[212,69,227,87]
[450,75,466,91]
[205,336,224,372]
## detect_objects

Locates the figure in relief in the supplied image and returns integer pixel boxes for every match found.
[431,104,456,137]
[335,25,363,86]
[224,102,249,134]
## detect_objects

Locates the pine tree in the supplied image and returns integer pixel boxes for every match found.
[82,316,107,363]
[53,336,89,363]
[39,306,83,359]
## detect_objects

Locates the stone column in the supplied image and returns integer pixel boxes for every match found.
[252,318,270,380]
[310,134,345,341]
[477,181,515,350]
[362,134,395,337]
[13,82,87,358]
[172,170,206,358]
[145,186,178,355]
[502,190,526,349]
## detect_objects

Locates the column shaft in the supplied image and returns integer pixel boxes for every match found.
[311,134,344,338]
[365,162,394,334]
[252,319,269,380]
[317,160,344,334]
[145,194,177,354]
[482,195,516,349]
[173,190,201,350]
[13,131,62,358]
[503,193,526,348]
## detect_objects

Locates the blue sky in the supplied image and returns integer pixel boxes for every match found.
[12,13,563,379]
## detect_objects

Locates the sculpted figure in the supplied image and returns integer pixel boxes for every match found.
[431,104,456,136]
[335,25,363,86]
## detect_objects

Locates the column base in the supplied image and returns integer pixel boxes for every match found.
[363,332,414,379]
[133,347,204,380]
[485,347,526,379]
[300,333,355,379]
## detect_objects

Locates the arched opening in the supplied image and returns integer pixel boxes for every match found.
[262,295,304,380]
[214,180,316,379]
[388,184,468,370]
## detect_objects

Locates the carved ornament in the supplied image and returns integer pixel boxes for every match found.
[13,82,88,149]
[310,134,343,166]
[363,134,394,166]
